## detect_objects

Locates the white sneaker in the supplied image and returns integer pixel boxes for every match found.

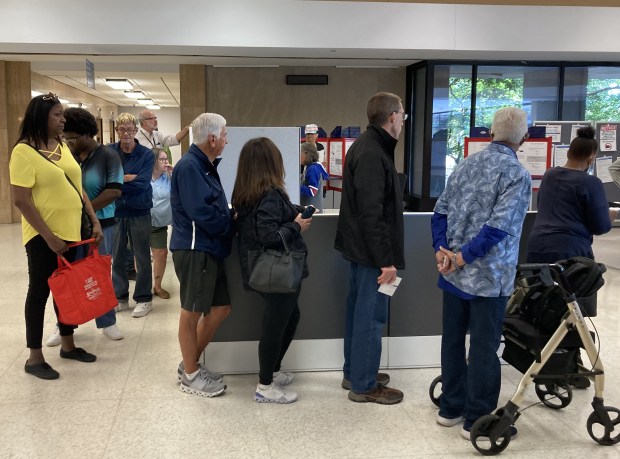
[436,413,464,427]
[132,302,152,318]
[180,369,226,397]
[273,371,294,386]
[254,383,297,404]
[102,324,124,340]
[114,300,129,312]
[45,326,61,347]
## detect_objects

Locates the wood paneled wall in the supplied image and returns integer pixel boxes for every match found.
[0,61,30,224]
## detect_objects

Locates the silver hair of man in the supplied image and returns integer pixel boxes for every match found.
[191,113,226,145]
[490,107,528,145]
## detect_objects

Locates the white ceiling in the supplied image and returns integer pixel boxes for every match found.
[3,1,620,108]
[2,53,420,109]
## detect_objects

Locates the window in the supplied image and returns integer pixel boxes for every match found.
[563,66,620,122]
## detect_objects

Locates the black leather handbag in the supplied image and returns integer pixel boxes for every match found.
[248,230,305,293]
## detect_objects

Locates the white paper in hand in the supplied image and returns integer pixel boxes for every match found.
[378,277,402,297]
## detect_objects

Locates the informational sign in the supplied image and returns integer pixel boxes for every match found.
[553,144,569,167]
[545,124,562,143]
[599,124,617,152]
[464,137,552,179]
[329,140,343,177]
[85,59,95,89]
[516,141,550,177]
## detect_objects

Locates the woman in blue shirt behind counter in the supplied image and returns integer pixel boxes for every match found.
[151,147,173,299]
[526,126,617,390]
[527,126,616,263]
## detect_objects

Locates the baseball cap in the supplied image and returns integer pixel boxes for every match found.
[305,124,318,134]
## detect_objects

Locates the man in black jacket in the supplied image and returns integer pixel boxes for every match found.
[335,92,406,404]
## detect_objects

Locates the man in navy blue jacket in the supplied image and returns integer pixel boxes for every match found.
[109,113,155,318]
[171,113,234,398]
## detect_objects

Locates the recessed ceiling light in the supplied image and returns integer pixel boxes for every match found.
[137,98,154,105]
[106,79,133,90]
[124,90,145,99]
[146,104,161,110]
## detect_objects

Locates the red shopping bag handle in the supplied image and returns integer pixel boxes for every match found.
[57,238,99,269]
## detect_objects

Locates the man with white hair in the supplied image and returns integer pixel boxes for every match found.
[170,113,234,398]
[431,106,531,440]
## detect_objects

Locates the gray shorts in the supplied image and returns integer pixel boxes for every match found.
[172,250,230,313]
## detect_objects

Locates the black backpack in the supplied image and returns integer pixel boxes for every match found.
[515,257,606,334]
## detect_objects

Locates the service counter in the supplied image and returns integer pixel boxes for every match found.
[204,212,536,374]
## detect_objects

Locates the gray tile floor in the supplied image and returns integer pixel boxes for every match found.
[1,222,619,458]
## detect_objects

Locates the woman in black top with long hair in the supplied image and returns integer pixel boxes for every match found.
[232,137,312,404]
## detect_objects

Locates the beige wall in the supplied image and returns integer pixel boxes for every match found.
[31,72,118,144]
[205,66,406,171]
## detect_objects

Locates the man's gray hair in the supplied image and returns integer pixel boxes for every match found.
[491,107,528,145]
[192,113,226,144]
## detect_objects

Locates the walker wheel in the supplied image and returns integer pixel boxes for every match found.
[587,406,620,445]
[535,383,573,409]
[470,414,511,456]
[429,375,442,407]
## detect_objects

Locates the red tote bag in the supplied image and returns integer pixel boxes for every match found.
[48,239,117,325]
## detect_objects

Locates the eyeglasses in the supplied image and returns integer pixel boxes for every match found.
[143,117,157,121]
[393,111,409,121]
[42,92,59,101]
[63,135,82,143]
[158,157,169,162]
[117,127,136,134]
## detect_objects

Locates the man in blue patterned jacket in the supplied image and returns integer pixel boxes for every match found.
[431,107,531,441]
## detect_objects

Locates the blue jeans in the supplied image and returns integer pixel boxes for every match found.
[343,262,388,393]
[112,215,153,303]
[439,291,507,430]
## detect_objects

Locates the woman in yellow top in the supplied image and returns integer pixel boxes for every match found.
[9,93,103,380]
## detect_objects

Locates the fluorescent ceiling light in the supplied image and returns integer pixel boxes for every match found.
[58,98,69,104]
[67,103,80,108]
[137,98,154,105]
[31,90,43,97]
[124,90,145,99]
[106,79,133,90]
[146,104,161,110]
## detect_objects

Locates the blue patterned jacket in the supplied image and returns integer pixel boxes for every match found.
[433,142,531,297]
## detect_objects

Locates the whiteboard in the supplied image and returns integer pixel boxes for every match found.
[215,127,301,205]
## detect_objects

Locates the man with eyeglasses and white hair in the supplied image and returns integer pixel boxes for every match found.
[335,92,407,405]
[431,106,531,441]
[109,113,155,319]
[135,109,189,154]
[170,112,235,398]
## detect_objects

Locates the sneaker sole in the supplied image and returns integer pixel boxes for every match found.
[254,393,297,404]
[179,383,226,397]
[437,417,464,427]
[347,392,402,405]
[131,309,152,318]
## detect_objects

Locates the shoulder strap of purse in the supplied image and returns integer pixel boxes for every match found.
[27,142,86,207]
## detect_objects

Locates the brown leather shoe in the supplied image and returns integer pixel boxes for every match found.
[341,372,390,390]
[154,288,170,299]
[348,385,403,405]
